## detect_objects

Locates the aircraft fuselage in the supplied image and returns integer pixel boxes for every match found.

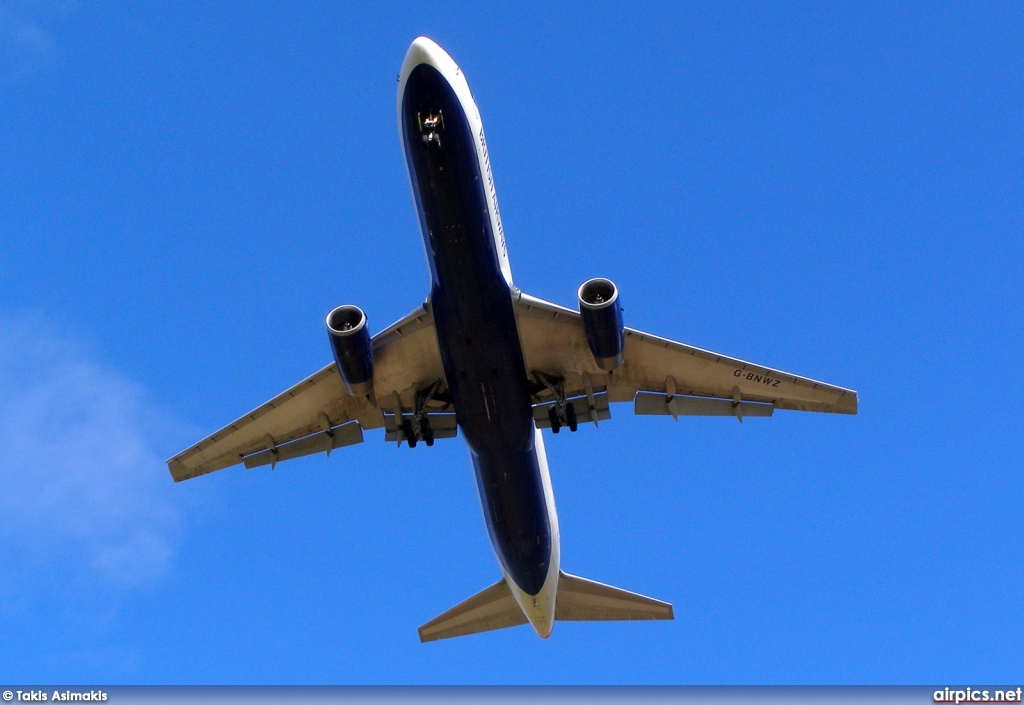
[398,41,560,635]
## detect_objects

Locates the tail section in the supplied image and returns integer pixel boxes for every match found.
[418,571,673,642]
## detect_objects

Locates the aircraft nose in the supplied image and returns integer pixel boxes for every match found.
[398,36,462,118]
[409,35,441,57]
[400,36,453,80]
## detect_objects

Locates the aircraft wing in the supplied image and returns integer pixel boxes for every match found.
[514,291,856,421]
[167,303,450,482]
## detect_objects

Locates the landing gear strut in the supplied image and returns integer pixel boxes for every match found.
[534,371,579,434]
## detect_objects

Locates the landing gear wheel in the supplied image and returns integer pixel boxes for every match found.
[566,403,578,432]
[422,417,435,446]
[402,419,417,448]
[548,406,561,434]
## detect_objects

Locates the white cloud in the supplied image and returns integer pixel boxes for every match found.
[0,312,179,594]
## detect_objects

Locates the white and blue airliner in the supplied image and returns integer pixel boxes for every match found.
[168,37,857,642]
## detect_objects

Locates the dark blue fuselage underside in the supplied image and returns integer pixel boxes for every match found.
[401,64,551,596]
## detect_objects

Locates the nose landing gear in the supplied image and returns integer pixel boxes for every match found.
[418,111,444,148]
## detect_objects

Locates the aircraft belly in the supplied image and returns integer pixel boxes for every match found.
[402,63,552,596]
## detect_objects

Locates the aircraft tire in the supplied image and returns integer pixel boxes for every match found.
[402,419,417,448]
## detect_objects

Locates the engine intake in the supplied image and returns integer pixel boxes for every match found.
[578,277,624,370]
[326,305,374,395]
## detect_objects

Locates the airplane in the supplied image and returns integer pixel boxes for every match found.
[167,36,858,642]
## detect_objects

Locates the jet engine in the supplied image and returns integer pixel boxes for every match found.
[326,305,374,395]
[577,277,624,370]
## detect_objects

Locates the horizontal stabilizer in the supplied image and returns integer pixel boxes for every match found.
[419,572,674,643]
[555,571,674,622]
[418,579,527,643]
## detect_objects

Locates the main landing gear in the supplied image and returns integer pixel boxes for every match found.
[402,416,434,448]
[548,403,577,434]
[399,381,440,448]
[534,371,579,434]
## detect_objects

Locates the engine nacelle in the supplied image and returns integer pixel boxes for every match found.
[326,305,374,395]
[577,277,624,370]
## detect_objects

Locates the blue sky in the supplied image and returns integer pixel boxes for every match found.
[1,1,1022,684]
